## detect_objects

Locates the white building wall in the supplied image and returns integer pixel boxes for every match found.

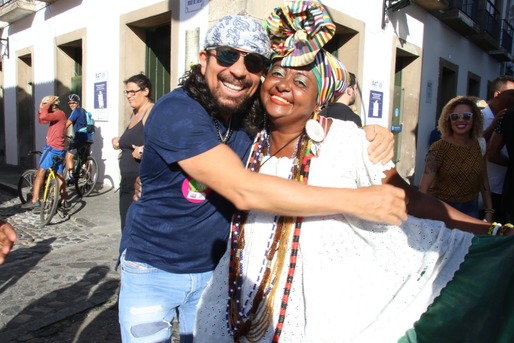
[1,0,166,187]
[1,0,508,187]
[413,9,502,185]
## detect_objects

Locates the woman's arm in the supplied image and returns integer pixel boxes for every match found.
[383,169,489,234]
[179,143,408,225]
[480,155,494,223]
[418,151,437,193]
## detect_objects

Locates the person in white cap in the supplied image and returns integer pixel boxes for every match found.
[118,15,400,343]
[21,96,68,209]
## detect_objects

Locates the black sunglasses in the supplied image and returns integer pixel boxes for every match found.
[449,112,473,121]
[207,46,268,74]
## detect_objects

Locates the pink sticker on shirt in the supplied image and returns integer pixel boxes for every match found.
[182,177,211,203]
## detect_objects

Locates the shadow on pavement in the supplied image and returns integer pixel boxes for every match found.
[0,265,119,341]
[0,237,56,292]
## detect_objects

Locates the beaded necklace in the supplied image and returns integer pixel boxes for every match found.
[227,126,315,343]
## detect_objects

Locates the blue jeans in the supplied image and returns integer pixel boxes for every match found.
[447,199,480,219]
[118,251,212,343]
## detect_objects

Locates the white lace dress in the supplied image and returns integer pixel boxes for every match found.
[194,120,474,343]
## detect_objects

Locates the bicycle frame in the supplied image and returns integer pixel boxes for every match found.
[73,142,91,175]
[42,168,57,203]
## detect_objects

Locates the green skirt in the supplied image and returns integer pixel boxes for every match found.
[399,235,514,343]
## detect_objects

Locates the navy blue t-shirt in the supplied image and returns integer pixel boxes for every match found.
[120,88,252,273]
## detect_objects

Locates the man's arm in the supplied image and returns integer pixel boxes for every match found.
[483,109,506,141]
[178,143,407,225]
[488,131,509,166]
[0,220,16,264]
[39,104,64,123]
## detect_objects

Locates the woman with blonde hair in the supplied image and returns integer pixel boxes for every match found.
[419,96,493,221]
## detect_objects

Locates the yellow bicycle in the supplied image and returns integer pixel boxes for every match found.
[39,155,64,225]
[18,151,63,226]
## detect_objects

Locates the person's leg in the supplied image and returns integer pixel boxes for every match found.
[22,146,53,208]
[65,151,74,174]
[119,251,193,343]
[177,271,213,343]
[31,168,46,202]
[119,175,136,232]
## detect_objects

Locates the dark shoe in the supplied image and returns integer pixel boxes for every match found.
[59,200,71,210]
[21,200,41,209]
[66,175,76,186]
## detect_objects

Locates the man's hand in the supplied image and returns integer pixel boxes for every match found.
[133,177,142,201]
[0,220,16,265]
[350,185,408,226]
[363,125,394,165]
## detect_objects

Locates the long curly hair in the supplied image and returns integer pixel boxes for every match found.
[178,64,264,136]
[437,95,483,140]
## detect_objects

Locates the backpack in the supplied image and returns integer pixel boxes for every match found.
[78,110,95,134]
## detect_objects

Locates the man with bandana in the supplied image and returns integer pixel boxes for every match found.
[118,15,405,343]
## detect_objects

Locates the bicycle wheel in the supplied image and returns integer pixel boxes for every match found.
[17,169,37,204]
[40,176,59,226]
[75,156,98,197]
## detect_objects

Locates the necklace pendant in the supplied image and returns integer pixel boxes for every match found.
[305,119,324,143]
[214,118,233,144]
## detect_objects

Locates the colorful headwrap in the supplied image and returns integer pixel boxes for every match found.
[264,1,349,107]
[204,15,272,59]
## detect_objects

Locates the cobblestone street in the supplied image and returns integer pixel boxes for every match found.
[0,182,122,342]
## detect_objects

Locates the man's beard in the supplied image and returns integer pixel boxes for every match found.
[215,92,253,117]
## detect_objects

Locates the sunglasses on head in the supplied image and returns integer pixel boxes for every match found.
[449,112,473,121]
[207,46,267,74]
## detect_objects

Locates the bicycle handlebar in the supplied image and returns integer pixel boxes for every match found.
[27,150,42,156]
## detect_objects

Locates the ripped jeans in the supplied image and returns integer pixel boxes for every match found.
[119,251,212,343]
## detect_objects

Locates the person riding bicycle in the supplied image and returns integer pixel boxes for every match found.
[21,95,68,209]
[65,94,93,185]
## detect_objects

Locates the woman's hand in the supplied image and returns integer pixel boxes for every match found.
[363,125,394,165]
[132,145,144,160]
[112,137,120,150]
[133,177,142,201]
[0,220,16,265]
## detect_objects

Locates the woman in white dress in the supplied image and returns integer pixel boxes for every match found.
[195,1,514,342]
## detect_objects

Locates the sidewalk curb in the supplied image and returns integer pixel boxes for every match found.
[0,182,17,197]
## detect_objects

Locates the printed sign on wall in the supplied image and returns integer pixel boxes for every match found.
[93,71,108,121]
[368,90,383,119]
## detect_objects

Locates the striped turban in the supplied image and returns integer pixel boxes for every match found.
[264,0,349,107]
